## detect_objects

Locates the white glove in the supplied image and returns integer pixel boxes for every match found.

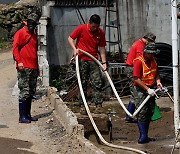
[147,88,156,97]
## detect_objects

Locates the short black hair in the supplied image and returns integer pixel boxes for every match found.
[89,14,101,24]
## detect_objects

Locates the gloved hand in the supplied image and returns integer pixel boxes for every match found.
[157,82,163,88]
[147,88,156,97]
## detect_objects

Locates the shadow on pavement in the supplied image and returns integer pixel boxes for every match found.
[0,124,8,128]
[0,137,36,154]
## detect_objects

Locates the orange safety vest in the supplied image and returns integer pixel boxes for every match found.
[135,56,157,86]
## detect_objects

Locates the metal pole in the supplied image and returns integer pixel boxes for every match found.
[171,0,180,135]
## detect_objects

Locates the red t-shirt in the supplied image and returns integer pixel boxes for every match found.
[70,24,106,60]
[126,38,145,66]
[13,26,38,69]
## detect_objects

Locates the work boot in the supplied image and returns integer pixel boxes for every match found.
[19,100,31,123]
[79,105,87,115]
[126,102,137,123]
[137,121,149,144]
[94,104,104,114]
[137,121,155,144]
[147,121,156,142]
[26,97,38,121]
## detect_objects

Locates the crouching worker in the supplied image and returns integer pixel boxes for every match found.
[12,13,40,123]
[132,42,163,143]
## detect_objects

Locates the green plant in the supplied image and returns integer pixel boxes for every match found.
[0,40,12,49]
[0,41,4,48]
[49,64,76,92]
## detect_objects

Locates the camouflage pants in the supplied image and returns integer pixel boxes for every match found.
[131,86,155,122]
[124,66,135,102]
[17,68,38,101]
[79,59,103,106]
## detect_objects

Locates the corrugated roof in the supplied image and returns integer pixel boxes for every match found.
[47,0,112,7]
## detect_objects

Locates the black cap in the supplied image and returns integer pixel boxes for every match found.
[143,32,156,42]
[27,13,40,25]
[144,42,160,54]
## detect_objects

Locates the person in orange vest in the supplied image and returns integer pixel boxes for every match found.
[125,33,156,123]
[132,42,163,144]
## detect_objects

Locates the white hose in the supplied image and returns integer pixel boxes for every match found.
[132,88,160,117]
[76,49,146,154]
[78,49,157,118]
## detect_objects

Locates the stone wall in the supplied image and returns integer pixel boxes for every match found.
[0,2,40,40]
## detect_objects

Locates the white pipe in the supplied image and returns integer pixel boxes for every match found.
[133,89,160,117]
[171,0,180,135]
[75,54,146,154]
[78,49,153,118]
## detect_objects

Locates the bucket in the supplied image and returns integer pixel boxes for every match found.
[151,102,162,121]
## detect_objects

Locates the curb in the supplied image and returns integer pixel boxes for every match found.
[47,87,105,154]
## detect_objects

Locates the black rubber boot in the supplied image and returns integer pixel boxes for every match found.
[138,121,156,143]
[147,121,156,142]
[138,121,155,144]
[26,97,38,121]
[126,102,137,123]
[19,100,31,123]
[138,121,149,144]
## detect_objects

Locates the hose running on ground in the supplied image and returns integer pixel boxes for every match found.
[76,49,146,154]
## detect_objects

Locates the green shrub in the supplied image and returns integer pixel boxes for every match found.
[0,40,12,49]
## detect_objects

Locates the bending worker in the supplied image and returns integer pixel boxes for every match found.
[132,42,163,144]
[125,32,156,123]
[68,14,107,114]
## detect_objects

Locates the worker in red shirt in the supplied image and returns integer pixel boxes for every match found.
[132,42,162,143]
[13,13,40,123]
[68,14,107,114]
[125,33,156,123]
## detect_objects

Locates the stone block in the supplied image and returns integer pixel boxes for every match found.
[39,17,48,25]
[76,113,109,133]
[39,36,47,45]
[38,25,47,35]
[49,93,59,109]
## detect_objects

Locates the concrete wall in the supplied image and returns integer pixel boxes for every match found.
[47,0,172,65]
[120,0,171,52]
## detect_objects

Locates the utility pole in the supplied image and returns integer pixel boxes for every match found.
[171,0,180,136]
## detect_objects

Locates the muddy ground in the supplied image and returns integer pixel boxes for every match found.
[66,96,179,154]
